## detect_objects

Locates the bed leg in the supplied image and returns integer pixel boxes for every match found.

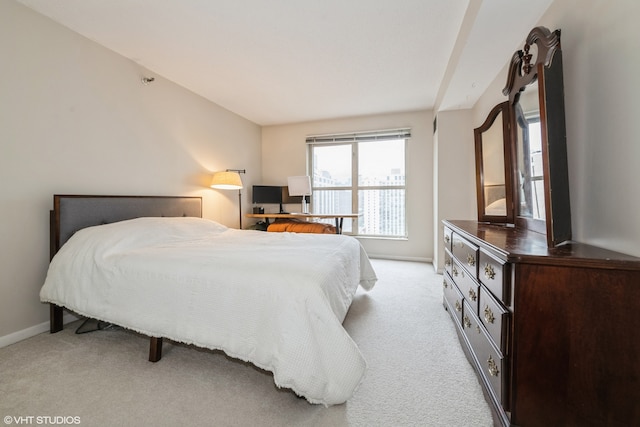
[149,337,163,362]
[50,304,63,333]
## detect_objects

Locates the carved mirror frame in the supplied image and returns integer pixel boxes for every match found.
[474,101,513,224]
[503,26,571,247]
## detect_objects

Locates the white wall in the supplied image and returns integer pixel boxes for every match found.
[470,0,640,257]
[261,110,433,261]
[0,1,261,339]
[546,0,640,256]
[432,110,476,272]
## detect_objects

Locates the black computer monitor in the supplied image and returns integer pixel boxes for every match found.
[252,185,284,212]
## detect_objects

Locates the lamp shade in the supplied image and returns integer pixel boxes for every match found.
[211,171,243,190]
[287,176,312,196]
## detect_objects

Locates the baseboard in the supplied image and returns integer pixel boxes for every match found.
[0,312,79,349]
[368,255,432,263]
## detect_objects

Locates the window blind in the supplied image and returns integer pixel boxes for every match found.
[305,128,411,144]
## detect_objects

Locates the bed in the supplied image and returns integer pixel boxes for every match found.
[41,195,377,405]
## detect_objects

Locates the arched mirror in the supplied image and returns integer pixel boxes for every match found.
[504,26,571,247]
[474,101,513,223]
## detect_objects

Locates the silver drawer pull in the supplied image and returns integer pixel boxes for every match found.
[452,265,459,277]
[467,254,476,267]
[463,315,471,329]
[468,289,477,302]
[445,259,451,267]
[443,280,448,289]
[455,300,462,312]
[484,305,495,324]
[487,356,500,377]
[484,263,496,280]
[444,235,450,244]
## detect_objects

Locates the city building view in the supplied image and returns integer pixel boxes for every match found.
[310,140,406,237]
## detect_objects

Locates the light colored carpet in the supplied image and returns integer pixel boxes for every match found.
[0,260,493,427]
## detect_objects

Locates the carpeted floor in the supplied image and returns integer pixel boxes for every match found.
[0,259,493,427]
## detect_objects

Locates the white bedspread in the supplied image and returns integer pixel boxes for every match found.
[40,217,377,405]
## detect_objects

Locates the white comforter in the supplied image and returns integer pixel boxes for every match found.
[40,217,377,405]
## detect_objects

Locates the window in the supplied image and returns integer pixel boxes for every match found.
[307,129,409,237]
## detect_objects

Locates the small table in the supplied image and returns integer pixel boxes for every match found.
[245,213,359,234]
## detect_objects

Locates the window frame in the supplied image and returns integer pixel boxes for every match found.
[307,136,408,238]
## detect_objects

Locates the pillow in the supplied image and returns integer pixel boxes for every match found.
[267,219,336,234]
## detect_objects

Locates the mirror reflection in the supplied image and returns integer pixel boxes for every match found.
[481,111,507,216]
[514,79,545,220]
[474,101,512,223]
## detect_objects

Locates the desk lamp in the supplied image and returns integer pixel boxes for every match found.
[287,176,312,214]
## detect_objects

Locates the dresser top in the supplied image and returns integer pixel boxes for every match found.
[444,220,640,270]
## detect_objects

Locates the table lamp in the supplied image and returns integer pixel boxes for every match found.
[287,176,312,214]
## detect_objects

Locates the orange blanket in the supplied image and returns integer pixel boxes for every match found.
[267,219,336,234]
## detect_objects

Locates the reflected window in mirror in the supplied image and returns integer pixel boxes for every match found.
[514,82,545,221]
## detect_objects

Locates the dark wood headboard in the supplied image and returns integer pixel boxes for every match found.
[50,195,203,259]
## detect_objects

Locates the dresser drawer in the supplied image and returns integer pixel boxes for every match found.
[450,258,463,283]
[462,307,508,408]
[444,226,453,252]
[454,258,479,314]
[479,248,510,305]
[443,273,463,326]
[452,233,479,278]
[444,249,453,277]
[479,285,509,353]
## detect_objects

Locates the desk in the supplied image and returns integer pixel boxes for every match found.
[245,213,359,234]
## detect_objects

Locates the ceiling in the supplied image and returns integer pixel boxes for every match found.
[16,0,553,126]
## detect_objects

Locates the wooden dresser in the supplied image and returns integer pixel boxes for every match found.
[442,219,640,427]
